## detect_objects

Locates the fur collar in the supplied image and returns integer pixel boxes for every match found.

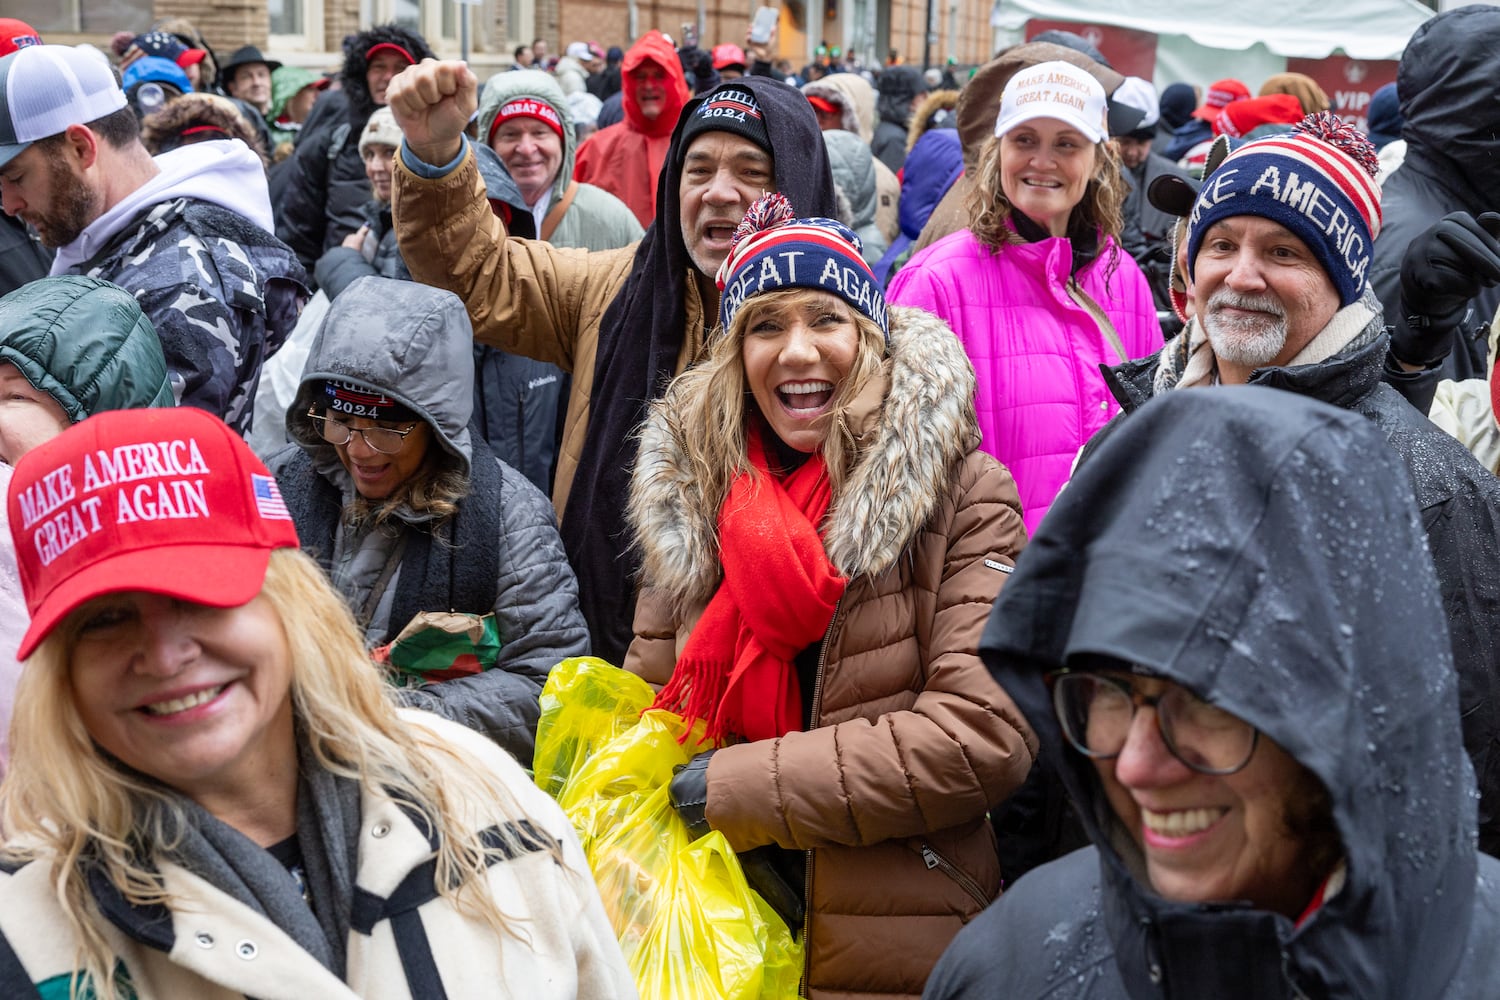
[630,305,980,609]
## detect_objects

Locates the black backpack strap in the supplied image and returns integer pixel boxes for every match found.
[0,930,41,1000]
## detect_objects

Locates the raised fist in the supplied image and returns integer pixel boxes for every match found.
[385,58,479,166]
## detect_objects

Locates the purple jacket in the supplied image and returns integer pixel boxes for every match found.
[888,228,1160,533]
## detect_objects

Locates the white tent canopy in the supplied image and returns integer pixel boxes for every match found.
[990,0,1433,60]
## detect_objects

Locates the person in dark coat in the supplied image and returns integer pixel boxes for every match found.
[275,23,434,277]
[926,386,1500,1000]
[0,213,49,298]
[1091,113,1500,857]
[871,65,928,172]
[1370,6,1500,412]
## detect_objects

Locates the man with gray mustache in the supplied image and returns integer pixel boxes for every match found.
[1093,115,1500,857]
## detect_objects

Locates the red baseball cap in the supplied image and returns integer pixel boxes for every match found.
[9,408,300,659]
[366,42,416,66]
[1191,78,1250,121]
[806,94,839,116]
[0,18,42,57]
[712,43,747,70]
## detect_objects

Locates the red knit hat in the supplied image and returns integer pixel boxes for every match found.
[9,408,300,658]
[1213,93,1304,138]
[488,97,564,144]
[1191,78,1250,121]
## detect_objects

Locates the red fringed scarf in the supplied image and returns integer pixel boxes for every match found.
[652,423,847,743]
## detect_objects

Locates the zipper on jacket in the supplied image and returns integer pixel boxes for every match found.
[799,597,843,999]
[918,841,991,910]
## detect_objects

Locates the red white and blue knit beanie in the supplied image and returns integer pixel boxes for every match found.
[1185,111,1382,307]
[715,192,889,339]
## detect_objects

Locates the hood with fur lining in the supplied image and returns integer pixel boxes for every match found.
[630,305,980,609]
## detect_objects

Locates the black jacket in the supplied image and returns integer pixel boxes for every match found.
[1369,6,1500,409]
[1099,316,1500,856]
[928,386,1500,1000]
[0,213,50,297]
[275,25,435,277]
[872,66,926,173]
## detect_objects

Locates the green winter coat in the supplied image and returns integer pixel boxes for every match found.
[0,275,175,421]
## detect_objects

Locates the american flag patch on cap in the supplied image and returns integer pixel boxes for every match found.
[252,474,292,520]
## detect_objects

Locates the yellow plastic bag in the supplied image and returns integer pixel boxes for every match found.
[534,658,803,999]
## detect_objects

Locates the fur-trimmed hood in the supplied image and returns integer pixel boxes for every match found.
[906,88,958,153]
[340,23,435,122]
[630,305,980,609]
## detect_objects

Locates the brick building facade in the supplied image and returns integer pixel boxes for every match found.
[15,0,996,78]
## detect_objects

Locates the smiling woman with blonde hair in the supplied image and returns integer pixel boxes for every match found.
[624,194,1034,998]
[889,60,1161,535]
[0,407,633,1000]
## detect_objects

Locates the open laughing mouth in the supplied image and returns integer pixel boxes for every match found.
[776,380,834,413]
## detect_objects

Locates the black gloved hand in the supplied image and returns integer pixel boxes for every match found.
[668,752,806,931]
[739,845,807,931]
[667,750,716,841]
[1393,211,1500,367]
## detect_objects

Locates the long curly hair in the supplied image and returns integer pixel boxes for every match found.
[0,549,549,1000]
[965,131,1127,254]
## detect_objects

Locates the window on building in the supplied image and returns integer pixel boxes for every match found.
[12,0,150,34]
[269,0,304,36]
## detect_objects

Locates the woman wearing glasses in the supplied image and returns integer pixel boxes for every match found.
[926,387,1500,999]
[268,276,588,764]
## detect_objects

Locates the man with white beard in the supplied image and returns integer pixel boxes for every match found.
[1091,112,1500,857]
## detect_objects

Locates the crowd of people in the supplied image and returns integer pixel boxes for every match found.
[0,5,1499,998]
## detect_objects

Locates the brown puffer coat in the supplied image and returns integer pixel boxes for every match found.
[624,306,1034,999]
[391,147,709,515]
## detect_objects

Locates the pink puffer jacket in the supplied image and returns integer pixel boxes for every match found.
[888,228,1161,533]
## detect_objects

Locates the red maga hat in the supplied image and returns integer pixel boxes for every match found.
[9,408,300,659]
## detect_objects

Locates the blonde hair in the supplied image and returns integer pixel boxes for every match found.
[965,131,1128,255]
[639,287,888,530]
[0,548,543,1000]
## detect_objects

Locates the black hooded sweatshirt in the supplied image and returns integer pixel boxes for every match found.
[563,76,836,665]
[275,24,435,277]
[1369,6,1500,408]
[1099,314,1500,857]
[928,386,1500,1000]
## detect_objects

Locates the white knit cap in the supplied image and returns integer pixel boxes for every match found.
[358,106,403,155]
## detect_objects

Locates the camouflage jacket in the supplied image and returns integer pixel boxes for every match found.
[72,197,307,433]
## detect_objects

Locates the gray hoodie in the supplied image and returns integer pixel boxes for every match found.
[269,276,588,761]
[822,129,888,264]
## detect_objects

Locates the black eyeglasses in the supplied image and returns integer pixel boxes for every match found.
[1048,670,1259,776]
[307,410,419,455]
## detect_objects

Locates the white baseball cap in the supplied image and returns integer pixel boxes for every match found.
[992,60,1108,144]
[0,44,126,168]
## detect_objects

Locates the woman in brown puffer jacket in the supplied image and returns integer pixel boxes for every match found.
[623,197,1034,998]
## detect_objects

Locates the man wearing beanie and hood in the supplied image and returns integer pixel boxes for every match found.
[1094,114,1500,856]
[389,61,836,665]
[571,30,690,228]
[276,23,434,276]
[476,69,641,249]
